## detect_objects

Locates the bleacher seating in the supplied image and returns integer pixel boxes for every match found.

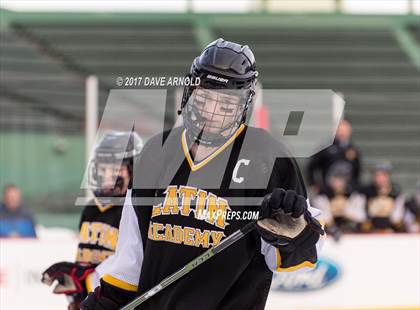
[0,18,419,192]
[214,27,420,190]
[0,29,86,132]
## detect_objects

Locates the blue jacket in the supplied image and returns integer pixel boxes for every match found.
[0,203,36,237]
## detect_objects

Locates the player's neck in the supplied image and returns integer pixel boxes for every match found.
[190,142,218,162]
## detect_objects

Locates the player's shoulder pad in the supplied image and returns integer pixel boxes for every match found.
[139,127,184,155]
[244,126,292,158]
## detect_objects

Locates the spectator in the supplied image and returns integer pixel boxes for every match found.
[312,164,365,239]
[403,180,420,233]
[306,119,361,194]
[0,184,36,237]
[359,162,405,233]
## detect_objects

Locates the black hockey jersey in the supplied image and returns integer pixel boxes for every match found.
[360,184,405,232]
[76,198,123,266]
[101,125,323,310]
[319,186,359,232]
[306,139,361,189]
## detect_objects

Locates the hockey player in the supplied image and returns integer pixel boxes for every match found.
[403,180,420,233]
[82,38,325,310]
[312,165,366,237]
[41,131,143,309]
[359,162,405,233]
[306,119,361,194]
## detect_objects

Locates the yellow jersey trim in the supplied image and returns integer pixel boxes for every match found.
[275,248,316,272]
[181,124,245,172]
[94,197,114,213]
[85,273,94,293]
[102,274,138,292]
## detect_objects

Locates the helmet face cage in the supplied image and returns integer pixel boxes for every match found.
[88,157,131,197]
[88,132,142,197]
[181,69,256,146]
[183,87,249,145]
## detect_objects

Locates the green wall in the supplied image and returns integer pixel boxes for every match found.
[0,132,85,205]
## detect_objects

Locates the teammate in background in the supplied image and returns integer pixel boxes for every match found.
[306,119,361,194]
[41,131,143,310]
[82,38,325,310]
[0,184,36,237]
[403,180,420,233]
[359,162,405,233]
[312,165,365,238]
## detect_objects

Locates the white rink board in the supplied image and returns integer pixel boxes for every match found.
[267,234,420,310]
[0,229,78,310]
[1,230,419,309]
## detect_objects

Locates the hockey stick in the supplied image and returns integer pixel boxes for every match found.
[120,220,256,310]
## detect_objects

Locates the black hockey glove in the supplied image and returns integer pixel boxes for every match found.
[41,261,94,306]
[81,286,120,310]
[257,188,324,251]
[81,279,137,310]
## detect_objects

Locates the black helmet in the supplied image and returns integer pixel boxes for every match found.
[180,38,258,146]
[88,131,143,197]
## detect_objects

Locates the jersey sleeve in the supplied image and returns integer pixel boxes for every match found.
[83,190,143,307]
[306,149,325,187]
[85,248,117,292]
[101,189,144,292]
[390,193,406,226]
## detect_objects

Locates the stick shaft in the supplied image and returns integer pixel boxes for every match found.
[120,221,256,310]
